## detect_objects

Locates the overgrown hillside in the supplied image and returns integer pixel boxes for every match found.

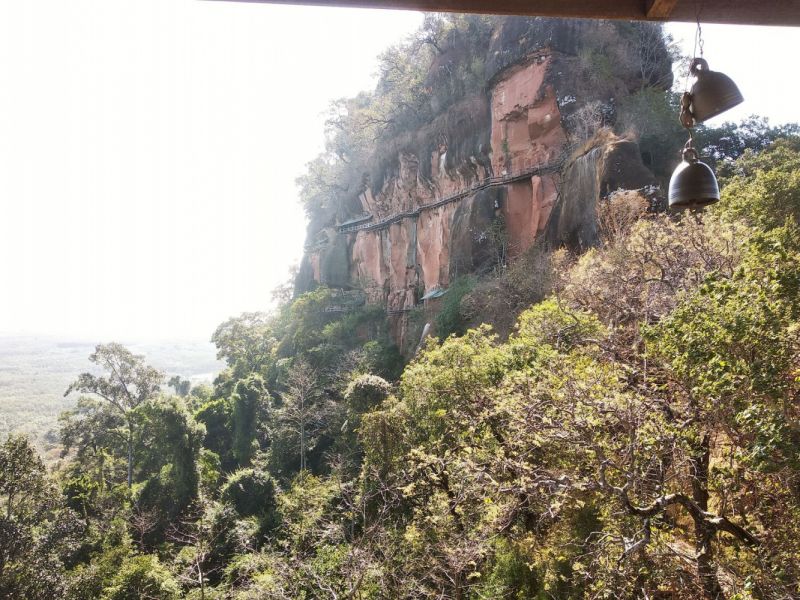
[3,13,800,600]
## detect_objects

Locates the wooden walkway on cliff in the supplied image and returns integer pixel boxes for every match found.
[323,304,422,314]
[336,161,560,235]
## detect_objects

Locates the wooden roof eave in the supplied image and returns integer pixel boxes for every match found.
[211,0,800,28]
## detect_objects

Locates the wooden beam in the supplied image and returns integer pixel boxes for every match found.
[646,0,678,18]
[211,0,800,27]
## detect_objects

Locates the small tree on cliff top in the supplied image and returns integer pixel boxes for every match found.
[65,343,164,490]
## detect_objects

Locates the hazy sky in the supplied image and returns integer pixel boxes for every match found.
[1,2,797,342]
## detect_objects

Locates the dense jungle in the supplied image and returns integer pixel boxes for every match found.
[3,13,800,600]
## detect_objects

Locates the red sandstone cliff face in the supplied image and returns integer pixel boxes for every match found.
[490,57,565,257]
[340,56,565,313]
[299,17,666,348]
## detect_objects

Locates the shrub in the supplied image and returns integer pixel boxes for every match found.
[345,374,393,413]
[100,555,180,600]
[220,468,277,520]
[435,275,475,340]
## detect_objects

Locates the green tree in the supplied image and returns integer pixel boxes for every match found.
[211,312,276,379]
[0,436,80,599]
[434,275,475,340]
[194,399,234,471]
[715,136,800,233]
[59,398,128,490]
[230,374,270,466]
[100,554,180,600]
[135,396,206,513]
[647,231,800,597]
[168,375,192,398]
[219,468,278,532]
[65,343,164,490]
[695,115,800,167]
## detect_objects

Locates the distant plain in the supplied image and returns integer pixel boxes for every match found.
[0,335,222,457]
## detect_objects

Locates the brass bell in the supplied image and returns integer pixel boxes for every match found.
[687,58,744,125]
[668,147,719,210]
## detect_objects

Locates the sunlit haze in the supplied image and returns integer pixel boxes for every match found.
[1,2,797,342]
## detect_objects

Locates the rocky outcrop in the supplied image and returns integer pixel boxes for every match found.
[546,140,659,251]
[298,16,672,345]
[449,188,500,277]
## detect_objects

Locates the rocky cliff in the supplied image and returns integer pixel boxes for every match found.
[296,16,671,346]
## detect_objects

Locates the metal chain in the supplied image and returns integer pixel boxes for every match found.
[694,0,705,57]
[697,21,704,57]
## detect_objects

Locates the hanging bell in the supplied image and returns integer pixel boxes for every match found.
[687,58,744,125]
[668,147,719,210]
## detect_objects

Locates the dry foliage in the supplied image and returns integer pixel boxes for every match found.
[460,241,567,338]
[596,189,650,242]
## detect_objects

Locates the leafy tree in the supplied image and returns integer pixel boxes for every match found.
[135,396,205,514]
[230,375,270,466]
[434,275,475,340]
[165,495,230,600]
[344,374,392,414]
[211,312,276,380]
[715,136,800,233]
[168,375,192,398]
[616,88,687,177]
[0,436,80,599]
[59,397,127,489]
[695,115,800,169]
[0,435,49,520]
[289,287,335,354]
[646,230,800,597]
[259,471,398,599]
[100,554,180,600]
[194,399,234,471]
[65,343,164,489]
[219,468,278,531]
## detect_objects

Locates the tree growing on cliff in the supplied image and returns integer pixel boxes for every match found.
[65,343,164,490]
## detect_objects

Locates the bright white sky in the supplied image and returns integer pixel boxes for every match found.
[0,2,797,342]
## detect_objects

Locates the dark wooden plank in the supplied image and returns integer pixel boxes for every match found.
[210,0,800,27]
[647,0,679,18]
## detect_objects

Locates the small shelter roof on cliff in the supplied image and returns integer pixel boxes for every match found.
[212,0,800,27]
[421,288,447,301]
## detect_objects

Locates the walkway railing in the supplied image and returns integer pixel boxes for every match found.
[337,161,559,235]
[386,305,423,315]
[324,304,424,315]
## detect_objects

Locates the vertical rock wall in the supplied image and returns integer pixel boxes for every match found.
[295,17,669,347]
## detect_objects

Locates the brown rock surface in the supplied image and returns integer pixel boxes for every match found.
[546,139,658,251]
[387,220,417,310]
[416,203,456,294]
[503,174,559,256]
[491,59,565,175]
[351,230,389,304]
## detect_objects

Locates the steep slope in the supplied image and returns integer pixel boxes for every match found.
[297,16,671,345]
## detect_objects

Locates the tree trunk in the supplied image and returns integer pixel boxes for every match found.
[691,432,724,600]
[199,558,205,600]
[127,424,134,490]
[300,418,306,472]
